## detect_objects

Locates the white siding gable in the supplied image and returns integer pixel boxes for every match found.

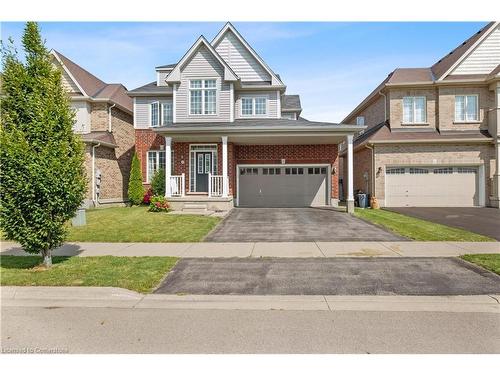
[176,45,231,122]
[215,31,271,82]
[451,24,500,75]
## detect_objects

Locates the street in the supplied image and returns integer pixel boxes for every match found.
[2,306,499,353]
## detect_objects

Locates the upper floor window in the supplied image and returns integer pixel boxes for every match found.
[150,101,172,127]
[403,96,426,124]
[241,96,267,116]
[190,79,216,115]
[151,102,159,127]
[356,116,365,126]
[162,102,173,125]
[455,95,478,122]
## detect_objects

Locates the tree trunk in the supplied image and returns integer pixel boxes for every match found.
[42,248,52,268]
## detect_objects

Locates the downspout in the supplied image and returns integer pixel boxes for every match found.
[365,144,375,195]
[91,143,101,206]
[108,103,116,132]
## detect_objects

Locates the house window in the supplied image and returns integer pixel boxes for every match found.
[150,102,159,127]
[241,96,267,116]
[356,116,365,126]
[455,95,478,122]
[161,102,173,125]
[190,79,217,115]
[403,96,426,124]
[146,150,174,183]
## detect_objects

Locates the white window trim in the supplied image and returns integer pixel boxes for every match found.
[188,79,218,116]
[240,95,268,117]
[160,101,173,126]
[454,94,479,123]
[150,101,160,128]
[146,149,174,183]
[402,96,427,125]
[188,144,218,192]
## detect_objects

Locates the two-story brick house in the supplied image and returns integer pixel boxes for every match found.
[129,23,363,213]
[340,21,500,208]
[51,51,135,207]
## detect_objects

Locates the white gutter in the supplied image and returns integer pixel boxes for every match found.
[108,103,116,132]
[91,143,101,206]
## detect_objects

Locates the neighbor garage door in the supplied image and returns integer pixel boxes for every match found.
[238,166,328,207]
[385,166,479,207]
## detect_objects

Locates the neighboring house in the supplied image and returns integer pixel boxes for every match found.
[128,22,363,213]
[340,21,500,208]
[51,51,135,207]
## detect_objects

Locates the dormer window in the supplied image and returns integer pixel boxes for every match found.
[241,96,267,116]
[189,79,217,115]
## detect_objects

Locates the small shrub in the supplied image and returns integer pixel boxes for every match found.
[128,153,144,205]
[143,188,153,205]
[148,196,170,213]
[150,168,165,196]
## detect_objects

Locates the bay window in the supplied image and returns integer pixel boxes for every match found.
[190,79,217,115]
[150,102,159,127]
[403,96,426,124]
[455,95,478,122]
[241,96,267,116]
[150,101,172,127]
[161,102,173,125]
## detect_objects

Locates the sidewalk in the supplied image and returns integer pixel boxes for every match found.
[1,240,498,258]
[2,286,499,313]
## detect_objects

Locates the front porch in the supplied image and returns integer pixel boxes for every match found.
[158,120,362,213]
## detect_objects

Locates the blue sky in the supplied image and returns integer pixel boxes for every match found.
[1,22,487,122]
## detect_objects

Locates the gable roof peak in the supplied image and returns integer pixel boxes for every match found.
[211,22,285,86]
[165,35,238,84]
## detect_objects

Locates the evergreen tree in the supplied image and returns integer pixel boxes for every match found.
[0,22,86,267]
[150,168,165,197]
[127,152,144,205]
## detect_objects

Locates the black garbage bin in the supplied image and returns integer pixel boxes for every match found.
[357,193,368,208]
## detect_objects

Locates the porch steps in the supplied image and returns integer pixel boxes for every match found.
[182,203,209,214]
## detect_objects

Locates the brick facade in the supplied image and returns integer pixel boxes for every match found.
[86,105,134,204]
[134,129,340,201]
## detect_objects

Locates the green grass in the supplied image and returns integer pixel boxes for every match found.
[354,208,495,242]
[0,255,178,293]
[460,254,500,275]
[67,206,220,242]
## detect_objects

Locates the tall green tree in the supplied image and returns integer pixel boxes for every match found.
[0,22,86,267]
[128,152,144,205]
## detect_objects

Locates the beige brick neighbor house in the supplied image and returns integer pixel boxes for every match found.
[51,51,135,207]
[340,21,500,208]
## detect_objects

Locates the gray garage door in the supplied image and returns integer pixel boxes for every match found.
[238,166,328,207]
[385,166,479,207]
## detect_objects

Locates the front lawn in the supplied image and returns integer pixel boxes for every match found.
[354,208,495,242]
[67,206,220,242]
[460,254,500,275]
[0,255,178,293]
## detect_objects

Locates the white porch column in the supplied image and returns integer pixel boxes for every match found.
[165,136,172,198]
[222,136,229,197]
[346,134,355,214]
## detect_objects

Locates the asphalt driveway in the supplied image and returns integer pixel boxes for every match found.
[155,257,500,295]
[387,207,500,241]
[204,208,404,242]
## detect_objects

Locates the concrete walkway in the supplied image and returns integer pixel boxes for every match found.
[2,287,499,313]
[1,240,498,258]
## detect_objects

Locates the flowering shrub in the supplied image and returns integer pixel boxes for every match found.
[143,188,153,205]
[148,195,170,213]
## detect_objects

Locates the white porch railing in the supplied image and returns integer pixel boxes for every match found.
[208,173,225,197]
[169,174,185,197]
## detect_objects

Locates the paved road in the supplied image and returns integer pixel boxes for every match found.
[204,208,405,242]
[1,306,498,353]
[156,257,500,295]
[387,207,500,240]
